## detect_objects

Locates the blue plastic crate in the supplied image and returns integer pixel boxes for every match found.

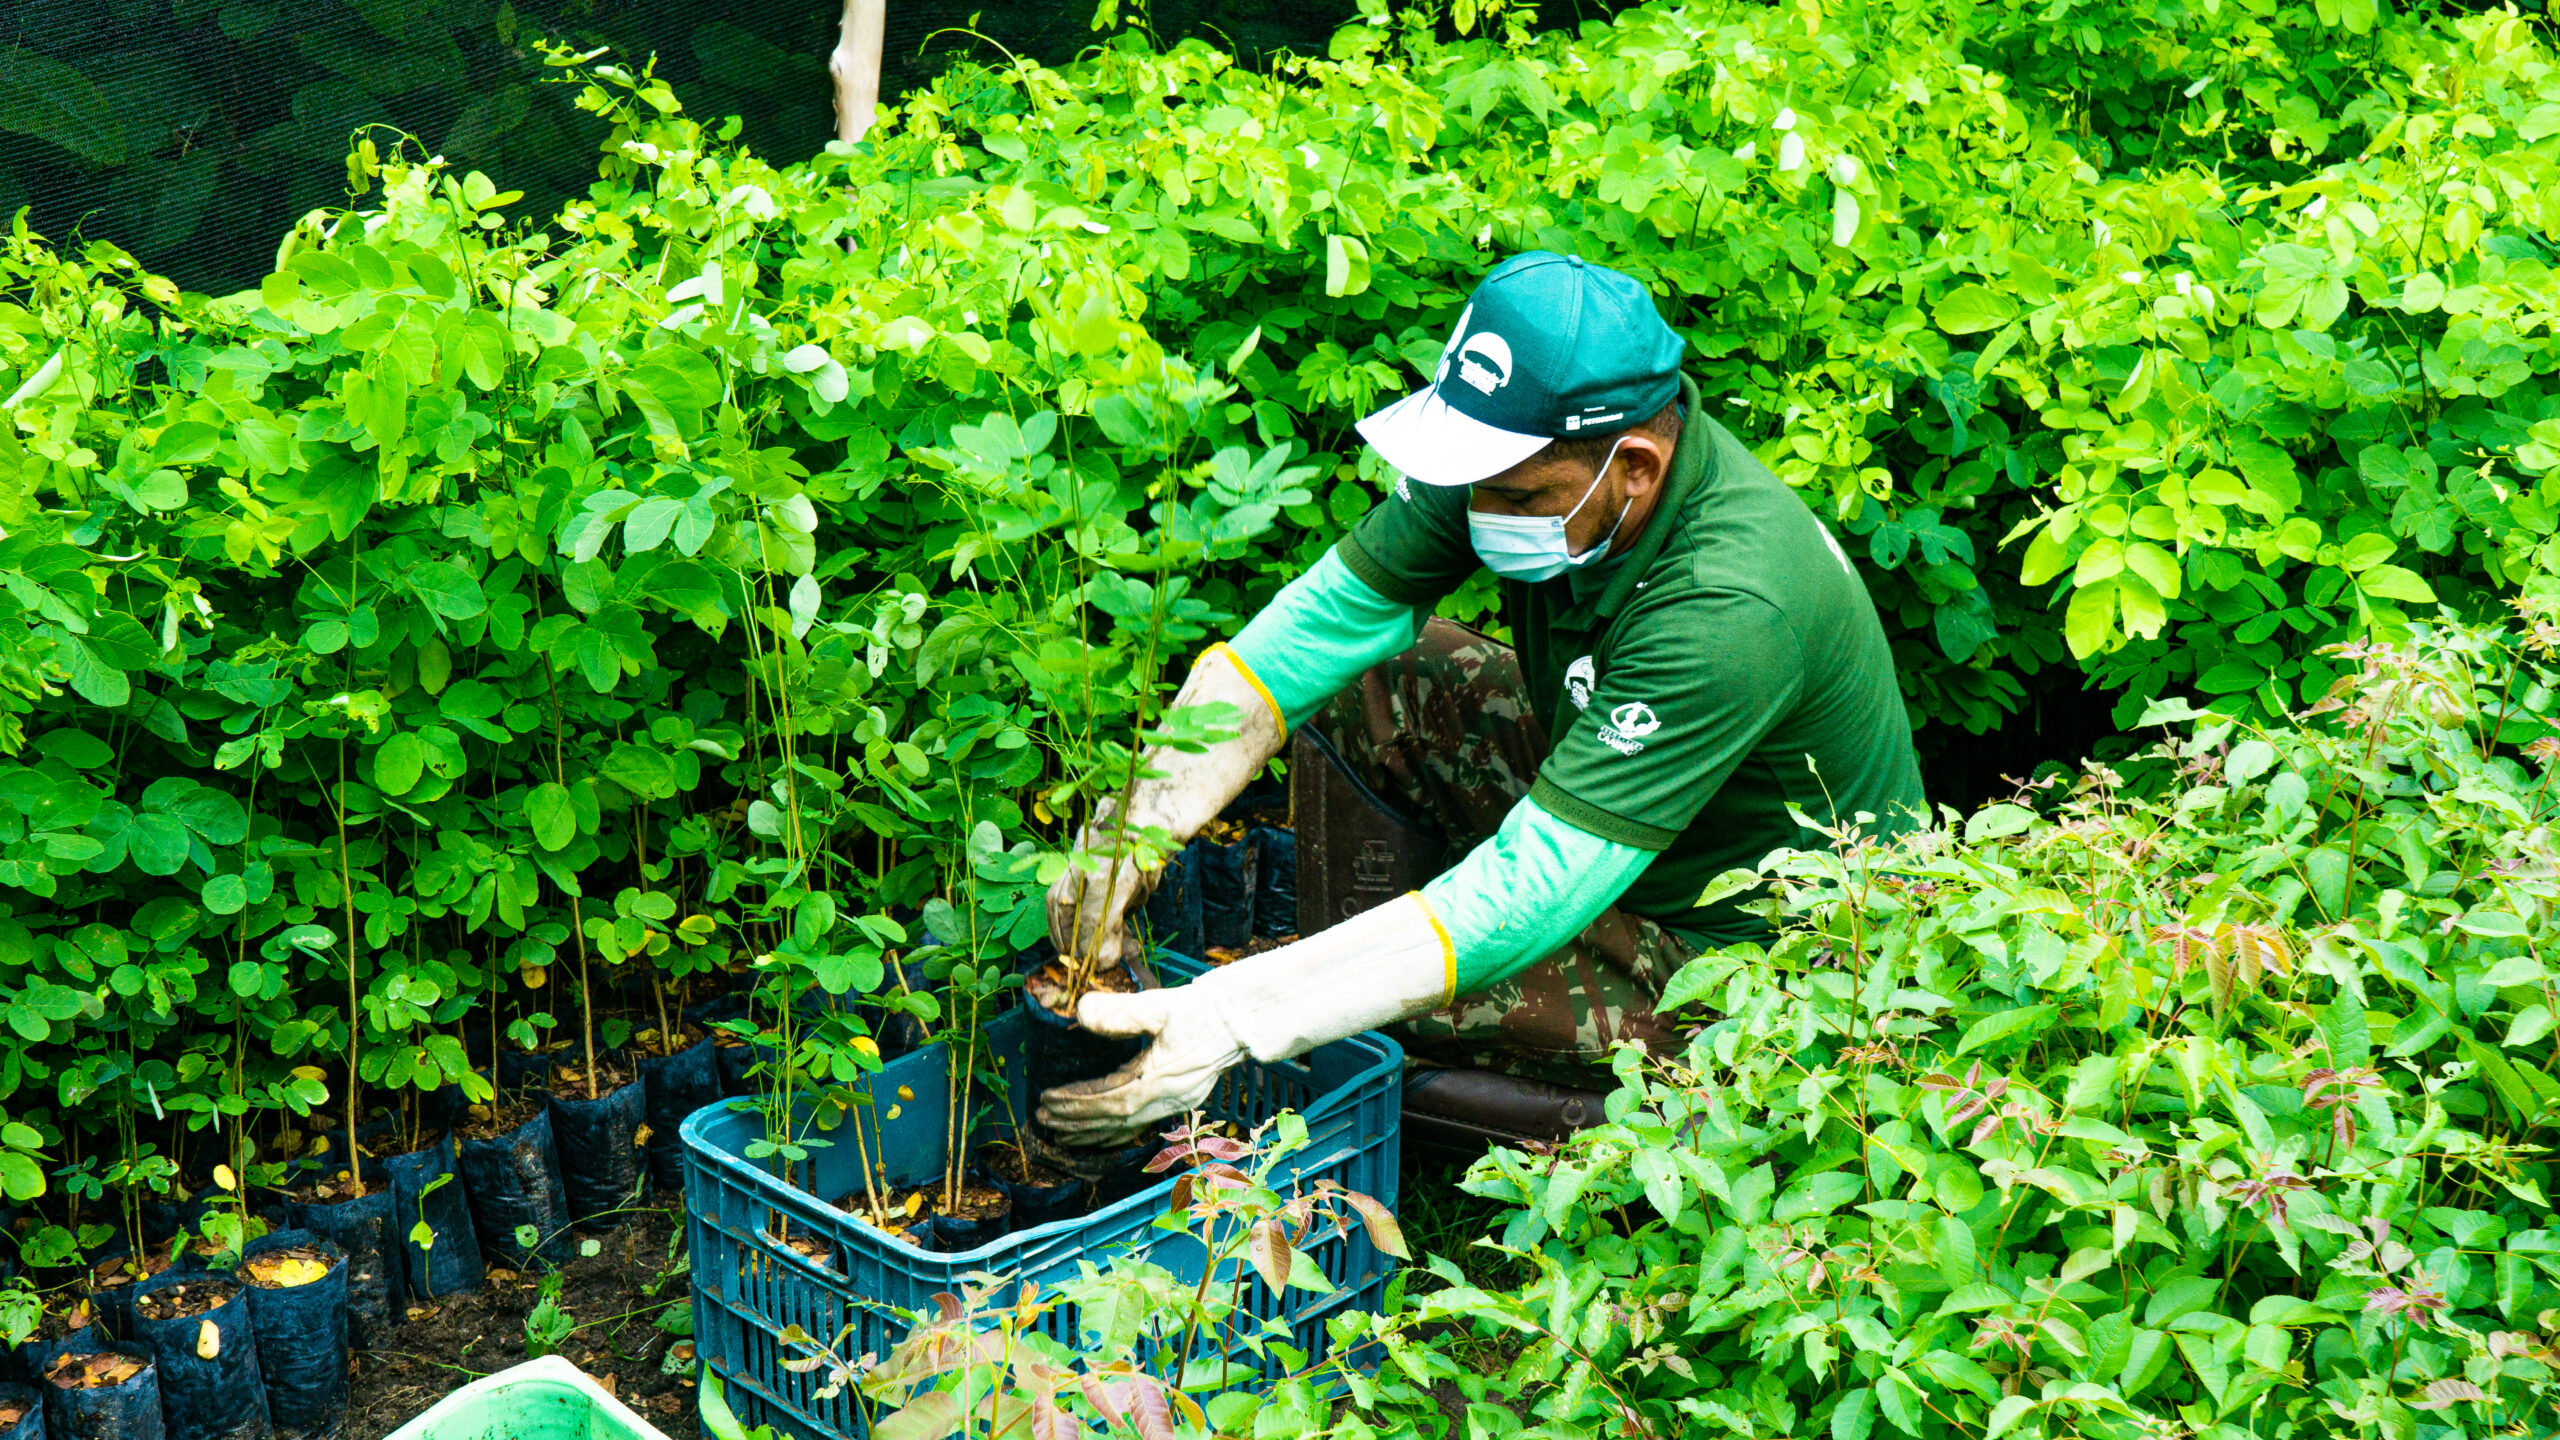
[682,953,1403,1440]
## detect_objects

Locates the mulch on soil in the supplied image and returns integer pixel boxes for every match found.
[344,1208,698,1440]
[456,1092,546,1141]
[134,1278,233,1321]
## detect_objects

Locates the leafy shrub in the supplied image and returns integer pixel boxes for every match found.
[1342,615,2560,1438]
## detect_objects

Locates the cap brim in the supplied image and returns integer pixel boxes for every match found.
[1354,385,1550,487]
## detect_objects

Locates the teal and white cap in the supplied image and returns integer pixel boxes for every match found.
[1356,251,1685,487]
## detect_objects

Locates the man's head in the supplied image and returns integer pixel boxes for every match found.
[1356,252,1687,574]
[1466,395,1684,563]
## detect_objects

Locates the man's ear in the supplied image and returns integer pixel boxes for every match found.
[1616,432,1675,494]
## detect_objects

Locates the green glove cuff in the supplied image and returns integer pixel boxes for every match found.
[1231,548,1422,728]
[1422,797,1654,995]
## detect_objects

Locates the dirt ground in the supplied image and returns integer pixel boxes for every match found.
[345,1206,700,1440]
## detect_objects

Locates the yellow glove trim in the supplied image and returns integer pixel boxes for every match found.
[1206,642,1288,744]
[1410,891,1457,1007]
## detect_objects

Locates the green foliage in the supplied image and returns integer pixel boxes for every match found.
[1341,615,2560,1437]
[9,0,2560,1417]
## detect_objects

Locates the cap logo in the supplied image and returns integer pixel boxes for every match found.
[1455,332,1514,396]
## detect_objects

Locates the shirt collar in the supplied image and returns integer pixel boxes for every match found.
[1591,372,1709,622]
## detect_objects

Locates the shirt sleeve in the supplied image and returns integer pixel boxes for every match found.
[1420,795,1655,994]
[1333,478,1480,608]
[1529,587,1805,849]
[1229,549,1422,730]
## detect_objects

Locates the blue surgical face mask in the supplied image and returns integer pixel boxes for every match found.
[1466,436,1630,583]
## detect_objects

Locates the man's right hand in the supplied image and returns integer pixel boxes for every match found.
[1042,643,1289,968]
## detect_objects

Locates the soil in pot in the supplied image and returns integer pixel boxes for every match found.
[0,1381,38,1440]
[925,1184,1012,1253]
[830,1187,934,1251]
[43,1351,143,1389]
[454,1092,543,1142]
[129,1272,266,1440]
[131,1280,229,1324]
[84,1244,178,1343]
[546,1057,647,1231]
[13,1302,95,1386]
[238,1233,347,1440]
[380,1134,483,1302]
[980,1142,1082,1231]
[41,1349,158,1440]
[454,1099,571,1273]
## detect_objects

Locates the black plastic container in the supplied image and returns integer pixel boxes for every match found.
[636,1039,721,1197]
[1140,845,1204,964]
[923,1197,1011,1254]
[454,1105,571,1272]
[546,1068,647,1230]
[1088,1139,1161,1210]
[1196,835,1256,949]
[12,1316,97,1390]
[127,1273,265,1440]
[39,1343,159,1440]
[0,1380,41,1440]
[1248,824,1296,938]
[83,1243,181,1344]
[279,1163,399,1353]
[494,1049,558,1093]
[237,1232,347,1440]
[978,1145,1082,1232]
[379,1135,482,1302]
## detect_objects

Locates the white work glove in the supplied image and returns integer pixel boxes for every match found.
[1047,643,1286,972]
[1036,893,1453,1147]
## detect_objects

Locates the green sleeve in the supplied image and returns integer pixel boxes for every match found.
[1231,549,1422,729]
[1421,796,1654,995]
[1335,479,1480,608]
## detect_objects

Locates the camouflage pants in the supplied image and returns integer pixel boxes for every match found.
[1315,618,1697,1087]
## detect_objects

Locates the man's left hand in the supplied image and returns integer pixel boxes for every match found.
[1035,986,1246,1148]
[1034,894,1456,1148]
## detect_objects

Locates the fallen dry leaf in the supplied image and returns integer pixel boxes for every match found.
[48,1351,143,1389]
[197,1319,219,1359]
[243,1252,331,1288]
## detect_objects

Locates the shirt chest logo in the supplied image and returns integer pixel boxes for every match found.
[1565,655,1597,710]
[1597,701,1660,755]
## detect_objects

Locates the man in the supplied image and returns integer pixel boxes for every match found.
[1038,252,1926,1148]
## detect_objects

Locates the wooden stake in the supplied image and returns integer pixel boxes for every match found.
[830,0,887,145]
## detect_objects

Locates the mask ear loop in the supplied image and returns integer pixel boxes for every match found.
[1561,435,1631,562]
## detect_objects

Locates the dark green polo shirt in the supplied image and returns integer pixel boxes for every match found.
[1335,376,1927,943]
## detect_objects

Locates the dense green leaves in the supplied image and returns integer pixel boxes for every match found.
[1347,615,2560,1439]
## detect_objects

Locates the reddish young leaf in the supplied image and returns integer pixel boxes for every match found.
[1247,1215,1294,1295]
[1077,1375,1127,1427]
[1029,1387,1083,1440]
[1123,1376,1177,1440]
[1338,1188,1410,1259]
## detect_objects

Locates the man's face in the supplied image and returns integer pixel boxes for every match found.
[1467,429,1675,561]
